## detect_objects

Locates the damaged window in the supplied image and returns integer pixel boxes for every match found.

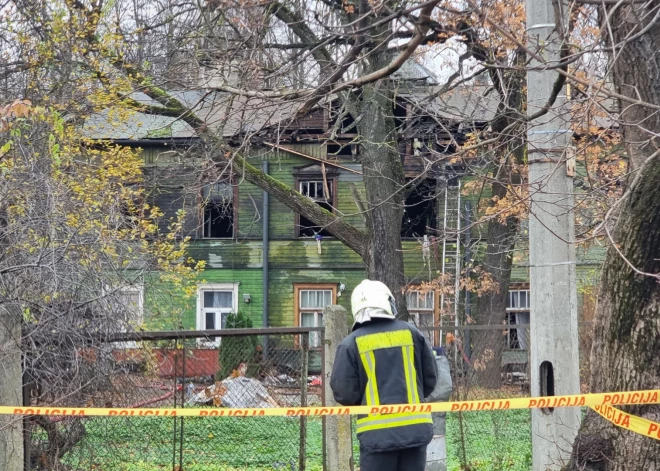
[402,179,437,238]
[298,178,335,238]
[202,182,234,238]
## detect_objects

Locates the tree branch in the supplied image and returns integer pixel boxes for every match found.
[232,153,367,256]
[272,1,335,72]
[326,0,441,94]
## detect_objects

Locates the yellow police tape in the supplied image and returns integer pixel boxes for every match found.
[1,390,659,420]
[591,404,660,441]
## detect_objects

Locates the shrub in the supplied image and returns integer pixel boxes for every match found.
[217,312,260,379]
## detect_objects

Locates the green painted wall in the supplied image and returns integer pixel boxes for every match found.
[136,145,607,330]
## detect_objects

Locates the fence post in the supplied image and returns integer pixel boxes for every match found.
[299,332,309,471]
[0,305,24,471]
[322,305,353,471]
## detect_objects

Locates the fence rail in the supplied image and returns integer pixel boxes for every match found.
[21,322,586,471]
[23,328,324,471]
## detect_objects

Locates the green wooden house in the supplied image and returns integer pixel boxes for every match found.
[83,69,606,366]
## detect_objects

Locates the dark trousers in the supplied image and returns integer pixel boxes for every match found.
[359,445,427,471]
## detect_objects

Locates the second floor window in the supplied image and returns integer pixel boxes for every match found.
[402,179,437,238]
[202,182,234,238]
[297,177,336,238]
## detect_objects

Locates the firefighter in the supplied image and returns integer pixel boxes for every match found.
[330,279,438,471]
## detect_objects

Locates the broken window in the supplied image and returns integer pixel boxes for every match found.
[393,99,407,131]
[298,178,335,238]
[401,179,437,238]
[327,143,356,157]
[202,182,234,238]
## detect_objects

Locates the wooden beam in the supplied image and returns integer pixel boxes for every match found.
[264,142,363,175]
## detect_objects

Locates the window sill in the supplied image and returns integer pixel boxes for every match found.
[197,237,236,241]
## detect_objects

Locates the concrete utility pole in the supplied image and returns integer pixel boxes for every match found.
[526,0,581,468]
[322,305,353,471]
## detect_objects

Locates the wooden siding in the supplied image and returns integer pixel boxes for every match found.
[135,145,607,331]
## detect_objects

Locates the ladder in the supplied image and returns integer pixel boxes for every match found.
[439,180,462,335]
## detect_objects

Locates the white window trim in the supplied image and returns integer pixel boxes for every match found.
[506,289,530,312]
[299,180,331,202]
[295,286,335,348]
[102,284,144,349]
[506,289,530,350]
[118,286,145,325]
[196,283,239,347]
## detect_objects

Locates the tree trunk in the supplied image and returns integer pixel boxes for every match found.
[606,3,660,172]
[0,305,24,471]
[566,6,660,469]
[472,181,518,388]
[566,153,660,471]
[472,63,525,388]
[356,64,409,319]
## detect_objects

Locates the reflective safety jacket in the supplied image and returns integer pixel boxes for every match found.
[330,318,438,453]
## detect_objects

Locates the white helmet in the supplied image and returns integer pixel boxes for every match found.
[351,279,397,325]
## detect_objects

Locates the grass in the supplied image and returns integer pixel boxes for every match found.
[59,411,532,471]
[446,410,533,471]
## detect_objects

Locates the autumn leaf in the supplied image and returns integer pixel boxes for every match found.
[10,99,31,118]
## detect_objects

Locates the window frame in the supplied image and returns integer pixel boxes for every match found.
[506,287,530,350]
[196,283,240,347]
[406,288,439,346]
[198,179,239,240]
[294,168,338,238]
[104,284,144,349]
[294,283,337,348]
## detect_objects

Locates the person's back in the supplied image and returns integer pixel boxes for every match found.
[330,280,438,471]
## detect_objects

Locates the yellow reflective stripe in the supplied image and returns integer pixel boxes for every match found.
[360,351,380,407]
[356,413,433,434]
[357,412,431,424]
[356,330,413,353]
[404,345,420,404]
[402,346,414,404]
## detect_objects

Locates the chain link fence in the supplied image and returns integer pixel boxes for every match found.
[21,321,597,471]
[24,328,325,471]
[425,324,533,471]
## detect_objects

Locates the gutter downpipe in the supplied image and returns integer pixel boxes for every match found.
[262,161,270,358]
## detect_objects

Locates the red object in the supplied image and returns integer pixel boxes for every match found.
[112,348,219,378]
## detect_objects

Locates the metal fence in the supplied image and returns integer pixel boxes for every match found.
[423,324,533,471]
[21,323,554,471]
[24,327,325,471]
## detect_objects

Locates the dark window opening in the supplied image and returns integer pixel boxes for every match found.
[202,182,234,238]
[119,201,141,230]
[329,102,357,133]
[540,361,555,414]
[401,179,437,238]
[327,143,355,157]
[298,179,334,237]
[299,202,333,237]
[507,313,521,349]
[394,100,407,131]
